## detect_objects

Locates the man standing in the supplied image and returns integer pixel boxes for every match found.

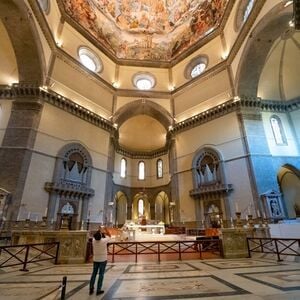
[89,227,111,295]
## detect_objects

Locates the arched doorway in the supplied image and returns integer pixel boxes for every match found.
[278,165,300,218]
[114,191,128,227]
[154,191,170,224]
[132,192,150,223]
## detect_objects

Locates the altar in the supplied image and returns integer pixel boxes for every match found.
[126,223,165,235]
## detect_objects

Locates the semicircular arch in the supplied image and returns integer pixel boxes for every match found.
[0,0,45,84]
[235,3,293,97]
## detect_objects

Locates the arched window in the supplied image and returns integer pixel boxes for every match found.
[138,161,145,180]
[157,159,163,178]
[270,115,287,145]
[120,158,127,178]
[138,199,144,217]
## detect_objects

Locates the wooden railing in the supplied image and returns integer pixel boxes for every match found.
[247,237,300,261]
[0,242,60,271]
[107,239,222,263]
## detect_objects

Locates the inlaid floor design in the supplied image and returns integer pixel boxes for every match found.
[0,258,300,299]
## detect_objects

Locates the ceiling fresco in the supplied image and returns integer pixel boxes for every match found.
[61,0,229,62]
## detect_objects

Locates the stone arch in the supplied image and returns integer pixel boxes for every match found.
[0,0,45,84]
[192,146,226,189]
[45,143,94,229]
[55,142,93,184]
[235,3,293,97]
[113,99,173,130]
[114,191,128,226]
[277,164,300,218]
[154,191,170,224]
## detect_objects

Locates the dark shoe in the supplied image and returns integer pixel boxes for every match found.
[96,290,104,295]
[89,288,94,295]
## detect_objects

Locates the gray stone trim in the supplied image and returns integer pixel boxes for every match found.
[189,184,233,200]
[115,144,169,159]
[0,84,115,133]
[170,97,300,135]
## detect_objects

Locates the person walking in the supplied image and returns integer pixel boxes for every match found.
[89,227,111,295]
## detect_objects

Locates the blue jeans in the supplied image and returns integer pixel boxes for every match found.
[89,260,107,292]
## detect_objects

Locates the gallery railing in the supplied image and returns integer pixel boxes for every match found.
[0,242,60,271]
[107,239,222,263]
[247,237,300,261]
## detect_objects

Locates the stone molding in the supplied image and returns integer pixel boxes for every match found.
[1,85,299,157]
[44,179,94,197]
[189,183,233,200]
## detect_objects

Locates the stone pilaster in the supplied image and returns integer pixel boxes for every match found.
[0,97,43,221]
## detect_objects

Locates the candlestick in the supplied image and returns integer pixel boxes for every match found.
[235,203,239,212]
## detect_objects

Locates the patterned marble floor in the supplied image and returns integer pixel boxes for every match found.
[1,256,300,300]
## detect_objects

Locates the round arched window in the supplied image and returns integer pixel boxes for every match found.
[78,47,102,73]
[133,73,156,90]
[38,0,50,14]
[235,0,255,31]
[184,55,208,80]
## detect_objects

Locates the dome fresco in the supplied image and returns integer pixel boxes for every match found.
[60,0,229,62]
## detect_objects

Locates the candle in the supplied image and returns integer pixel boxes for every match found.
[257,210,260,218]
[263,212,266,219]
[51,218,54,224]
[17,211,20,221]
[235,203,239,212]
[248,207,251,215]
[27,212,31,220]
[44,207,48,216]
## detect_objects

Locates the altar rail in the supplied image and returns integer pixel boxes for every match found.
[247,238,300,261]
[107,239,222,263]
[0,242,60,271]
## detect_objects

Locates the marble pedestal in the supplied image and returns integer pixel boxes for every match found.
[11,230,88,264]
[220,228,253,259]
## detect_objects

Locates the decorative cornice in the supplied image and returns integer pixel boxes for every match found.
[170,96,300,135]
[45,180,95,197]
[0,84,115,133]
[189,183,233,199]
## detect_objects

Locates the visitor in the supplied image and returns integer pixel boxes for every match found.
[89,227,111,295]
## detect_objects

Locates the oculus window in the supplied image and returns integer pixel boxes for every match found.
[270,115,287,145]
[133,73,156,90]
[138,161,145,180]
[235,0,255,31]
[157,159,163,178]
[185,55,208,79]
[120,158,127,178]
[38,0,50,14]
[78,47,102,73]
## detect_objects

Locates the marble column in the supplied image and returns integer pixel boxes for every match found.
[0,97,43,221]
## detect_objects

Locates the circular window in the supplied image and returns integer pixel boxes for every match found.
[78,47,102,73]
[133,73,156,90]
[235,0,255,31]
[184,55,208,80]
[38,0,50,14]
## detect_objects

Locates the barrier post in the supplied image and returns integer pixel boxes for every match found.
[20,245,30,272]
[61,276,67,300]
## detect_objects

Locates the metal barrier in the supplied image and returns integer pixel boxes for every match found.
[247,237,300,261]
[107,239,222,263]
[0,242,60,271]
[37,276,67,300]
